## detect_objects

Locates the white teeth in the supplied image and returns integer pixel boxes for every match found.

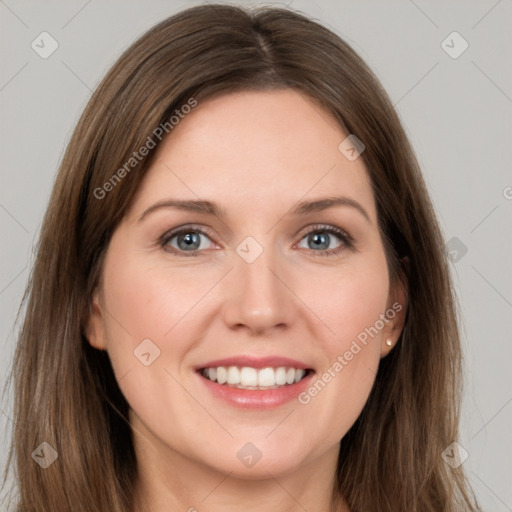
[240,367,258,386]
[275,367,287,385]
[226,366,240,385]
[216,367,227,384]
[258,367,275,387]
[201,365,309,388]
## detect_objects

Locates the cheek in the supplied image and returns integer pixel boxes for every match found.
[102,253,214,344]
[97,252,190,384]
[332,272,389,347]
[308,256,390,354]
[98,255,208,429]
[295,256,389,433]
[98,250,231,409]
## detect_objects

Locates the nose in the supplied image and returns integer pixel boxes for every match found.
[221,241,294,336]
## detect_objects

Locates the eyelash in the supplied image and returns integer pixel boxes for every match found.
[158,224,354,258]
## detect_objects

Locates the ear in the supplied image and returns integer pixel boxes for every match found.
[380,269,408,358]
[84,288,108,351]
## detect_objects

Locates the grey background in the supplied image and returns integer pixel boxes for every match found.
[1,0,511,510]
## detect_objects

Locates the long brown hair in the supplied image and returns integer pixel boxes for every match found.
[2,4,479,511]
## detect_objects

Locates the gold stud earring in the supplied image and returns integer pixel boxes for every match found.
[385,338,393,347]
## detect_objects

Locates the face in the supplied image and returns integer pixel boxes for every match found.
[87,89,405,480]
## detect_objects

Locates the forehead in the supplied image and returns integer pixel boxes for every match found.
[126,89,377,223]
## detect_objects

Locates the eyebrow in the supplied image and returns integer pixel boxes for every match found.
[137,196,371,223]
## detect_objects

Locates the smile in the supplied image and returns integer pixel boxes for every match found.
[199,366,310,389]
[195,356,315,408]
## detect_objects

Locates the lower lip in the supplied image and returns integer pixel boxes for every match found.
[196,371,315,409]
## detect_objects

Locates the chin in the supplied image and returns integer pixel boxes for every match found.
[193,436,315,479]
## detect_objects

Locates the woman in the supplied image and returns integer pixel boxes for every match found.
[3,3,479,511]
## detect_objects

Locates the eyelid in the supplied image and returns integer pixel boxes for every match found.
[295,223,352,242]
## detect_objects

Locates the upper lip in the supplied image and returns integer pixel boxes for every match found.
[196,355,313,371]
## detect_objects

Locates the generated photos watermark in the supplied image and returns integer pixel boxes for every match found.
[94,97,198,200]
[298,301,403,405]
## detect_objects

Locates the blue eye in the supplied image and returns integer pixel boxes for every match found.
[161,228,214,255]
[160,224,353,257]
[296,225,352,256]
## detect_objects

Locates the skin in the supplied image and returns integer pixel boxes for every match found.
[86,89,406,512]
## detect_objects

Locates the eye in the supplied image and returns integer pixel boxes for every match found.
[296,225,353,256]
[160,226,216,256]
[159,223,353,257]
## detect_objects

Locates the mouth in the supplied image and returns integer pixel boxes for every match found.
[195,356,315,408]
